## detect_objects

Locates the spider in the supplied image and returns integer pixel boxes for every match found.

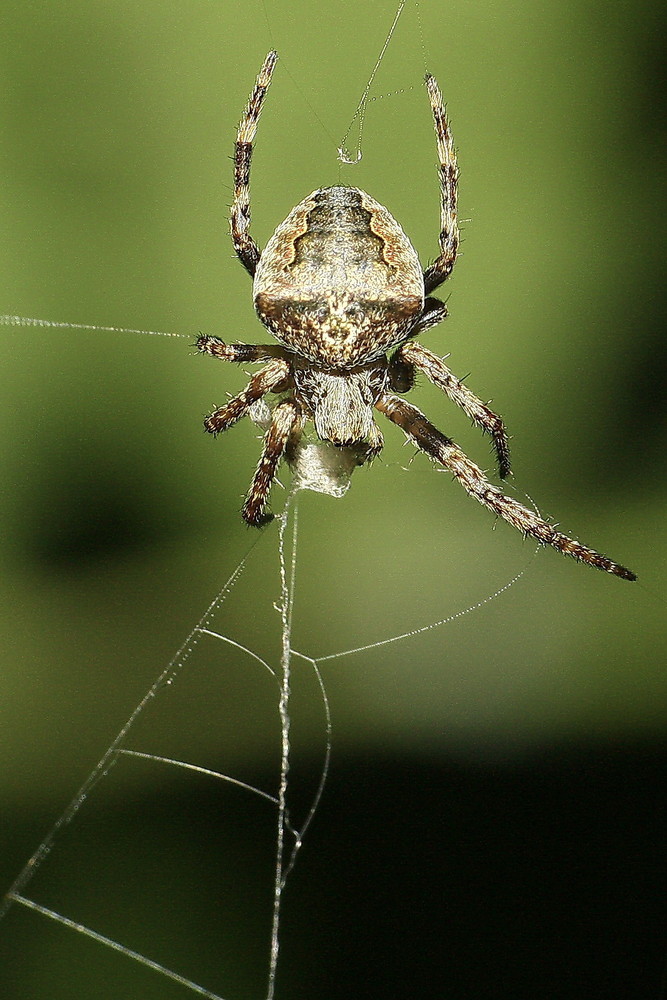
[197,51,635,582]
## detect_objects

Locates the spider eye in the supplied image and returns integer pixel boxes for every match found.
[315,305,329,322]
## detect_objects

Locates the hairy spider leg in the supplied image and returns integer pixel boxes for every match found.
[196,334,287,364]
[375,394,636,581]
[393,341,512,478]
[231,50,278,277]
[243,400,303,525]
[408,297,449,338]
[423,73,460,295]
[203,357,290,434]
[388,298,449,393]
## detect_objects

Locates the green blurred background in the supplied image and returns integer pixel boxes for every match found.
[1,1,665,997]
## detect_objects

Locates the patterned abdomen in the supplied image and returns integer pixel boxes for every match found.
[254,186,424,367]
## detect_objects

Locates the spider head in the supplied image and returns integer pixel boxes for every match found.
[292,359,388,447]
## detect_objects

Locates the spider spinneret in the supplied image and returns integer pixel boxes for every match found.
[197,50,635,582]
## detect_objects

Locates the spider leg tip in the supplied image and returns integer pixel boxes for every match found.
[244,510,274,528]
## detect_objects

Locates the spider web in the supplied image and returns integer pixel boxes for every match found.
[337,0,429,164]
[1,317,536,999]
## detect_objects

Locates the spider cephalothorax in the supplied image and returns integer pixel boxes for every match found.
[197,51,635,581]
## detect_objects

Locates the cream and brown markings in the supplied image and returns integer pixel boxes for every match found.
[198,52,636,577]
[254,186,424,367]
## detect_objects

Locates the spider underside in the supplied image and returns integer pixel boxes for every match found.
[197,50,635,582]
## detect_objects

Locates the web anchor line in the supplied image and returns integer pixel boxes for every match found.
[2,474,533,997]
[0,314,188,339]
[338,0,428,165]
[0,499,333,1000]
[0,547,259,923]
[338,0,408,163]
[9,894,229,1000]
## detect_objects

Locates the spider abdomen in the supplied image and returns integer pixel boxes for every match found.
[254,186,424,367]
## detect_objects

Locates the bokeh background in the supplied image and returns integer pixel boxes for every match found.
[1,1,665,997]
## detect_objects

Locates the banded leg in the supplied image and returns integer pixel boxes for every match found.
[389,299,449,393]
[376,394,636,581]
[423,73,460,295]
[231,50,278,276]
[410,297,449,338]
[392,340,511,478]
[197,335,287,364]
[243,400,302,526]
[204,357,290,434]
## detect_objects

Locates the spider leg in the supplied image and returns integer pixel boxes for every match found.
[243,399,303,526]
[231,51,278,278]
[423,73,459,295]
[366,419,385,460]
[204,357,290,434]
[385,299,448,394]
[376,393,636,581]
[197,335,287,364]
[409,297,449,338]
[392,340,511,478]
